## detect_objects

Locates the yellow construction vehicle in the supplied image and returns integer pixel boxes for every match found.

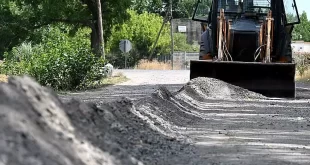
[190,0,300,98]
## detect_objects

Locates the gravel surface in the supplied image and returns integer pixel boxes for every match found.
[61,69,310,101]
[2,70,310,165]
[61,69,310,164]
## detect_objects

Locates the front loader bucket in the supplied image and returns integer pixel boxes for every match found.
[190,60,296,98]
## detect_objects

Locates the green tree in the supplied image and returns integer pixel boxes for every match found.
[106,10,171,67]
[131,0,198,18]
[292,11,310,41]
[0,0,132,57]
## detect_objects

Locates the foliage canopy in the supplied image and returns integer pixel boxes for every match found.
[131,0,197,18]
[0,0,132,57]
[292,11,310,42]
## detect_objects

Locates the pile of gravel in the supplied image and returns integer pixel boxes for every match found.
[176,77,266,100]
[67,97,203,165]
[0,76,203,165]
[0,75,268,165]
[0,76,142,165]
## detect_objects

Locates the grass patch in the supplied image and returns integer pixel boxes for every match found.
[0,61,7,83]
[99,72,129,86]
[296,69,310,82]
[0,74,8,83]
[295,53,310,82]
[58,72,129,94]
[135,59,173,70]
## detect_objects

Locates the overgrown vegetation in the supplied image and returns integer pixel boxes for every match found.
[1,24,107,91]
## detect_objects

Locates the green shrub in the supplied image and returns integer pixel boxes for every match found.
[2,24,106,90]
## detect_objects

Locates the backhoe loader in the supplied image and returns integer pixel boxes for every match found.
[190,0,300,98]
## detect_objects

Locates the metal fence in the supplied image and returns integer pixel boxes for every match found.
[173,52,199,70]
[156,52,200,70]
[157,51,310,70]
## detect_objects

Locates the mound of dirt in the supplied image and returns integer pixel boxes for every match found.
[177,77,267,100]
[67,97,202,165]
[0,76,204,165]
[0,76,143,165]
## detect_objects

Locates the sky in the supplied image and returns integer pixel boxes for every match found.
[296,0,310,17]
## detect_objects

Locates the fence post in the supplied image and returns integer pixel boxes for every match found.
[172,53,174,70]
[184,52,187,70]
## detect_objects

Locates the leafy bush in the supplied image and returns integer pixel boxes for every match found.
[2,24,106,90]
[6,42,35,61]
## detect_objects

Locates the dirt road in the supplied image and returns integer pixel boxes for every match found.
[61,69,310,165]
[61,69,310,101]
[61,69,191,103]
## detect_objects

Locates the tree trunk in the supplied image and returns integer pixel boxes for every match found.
[91,23,100,56]
[96,0,105,59]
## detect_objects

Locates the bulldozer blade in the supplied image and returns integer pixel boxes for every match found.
[190,60,296,98]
